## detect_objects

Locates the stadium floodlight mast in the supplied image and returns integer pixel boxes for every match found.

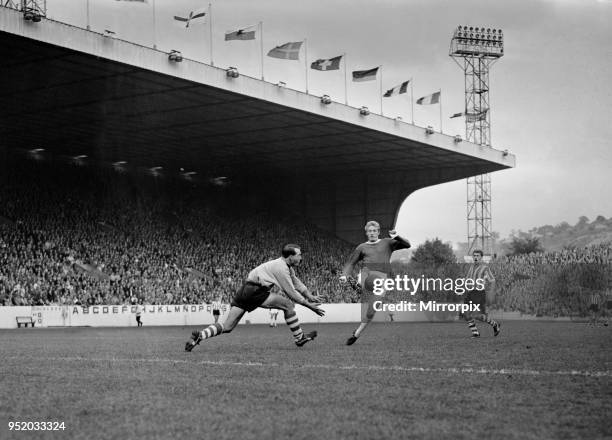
[449,25,504,257]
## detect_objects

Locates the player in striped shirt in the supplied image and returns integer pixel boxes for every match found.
[588,291,601,326]
[340,220,411,345]
[463,250,500,338]
[211,297,222,324]
[185,244,325,351]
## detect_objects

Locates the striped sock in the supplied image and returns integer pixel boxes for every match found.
[201,323,224,340]
[467,319,480,336]
[476,314,498,327]
[285,311,304,341]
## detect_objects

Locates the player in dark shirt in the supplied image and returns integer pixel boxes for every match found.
[340,220,410,345]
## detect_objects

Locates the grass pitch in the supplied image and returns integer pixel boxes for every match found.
[1,322,610,440]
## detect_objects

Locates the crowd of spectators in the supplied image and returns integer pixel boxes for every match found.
[1,156,610,316]
[0,157,357,307]
[489,245,611,316]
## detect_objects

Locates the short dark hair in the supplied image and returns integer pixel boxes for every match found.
[472,250,483,257]
[282,244,301,258]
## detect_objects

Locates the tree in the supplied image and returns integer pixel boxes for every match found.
[411,238,456,267]
[508,236,543,256]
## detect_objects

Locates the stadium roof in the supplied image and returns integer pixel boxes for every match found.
[0,9,515,180]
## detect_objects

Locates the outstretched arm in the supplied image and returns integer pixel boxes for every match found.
[278,267,325,316]
[389,230,411,250]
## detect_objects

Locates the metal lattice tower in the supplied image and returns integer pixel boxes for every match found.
[449,25,504,256]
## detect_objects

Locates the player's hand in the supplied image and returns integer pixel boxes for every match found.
[339,275,347,284]
[309,294,324,304]
[306,302,325,316]
[389,229,398,238]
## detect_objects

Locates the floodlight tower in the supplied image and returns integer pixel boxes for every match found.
[450,25,504,256]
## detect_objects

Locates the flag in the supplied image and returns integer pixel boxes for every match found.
[450,110,488,121]
[383,80,410,97]
[352,67,379,82]
[311,55,342,71]
[267,42,303,60]
[173,9,206,28]
[225,26,256,41]
[416,91,440,105]
[466,109,488,123]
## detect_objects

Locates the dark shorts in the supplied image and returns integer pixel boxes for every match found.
[589,304,599,312]
[136,315,142,322]
[212,309,220,316]
[465,290,486,314]
[231,281,271,312]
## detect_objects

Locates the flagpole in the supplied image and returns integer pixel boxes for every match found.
[209,3,213,66]
[379,65,383,116]
[343,53,348,105]
[410,77,414,124]
[304,38,308,94]
[86,0,90,30]
[152,0,157,49]
[260,22,264,80]
[439,89,443,133]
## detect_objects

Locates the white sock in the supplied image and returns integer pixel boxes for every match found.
[354,322,369,338]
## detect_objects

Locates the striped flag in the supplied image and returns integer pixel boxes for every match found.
[416,91,441,105]
[466,109,488,122]
[352,67,379,82]
[173,9,206,28]
[225,26,256,41]
[267,41,303,60]
[311,55,342,71]
[451,110,488,121]
[384,80,410,97]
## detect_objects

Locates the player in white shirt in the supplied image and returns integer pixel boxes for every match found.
[185,244,324,351]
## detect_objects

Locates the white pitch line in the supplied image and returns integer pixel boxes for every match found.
[6,356,612,378]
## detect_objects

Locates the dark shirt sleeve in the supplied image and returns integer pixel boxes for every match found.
[342,245,363,277]
[391,235,411,250]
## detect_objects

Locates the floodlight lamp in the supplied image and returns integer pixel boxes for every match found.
[395,116,403,122]
[425,126,435,135]
[454,135,462,143]
[149,166,163,177]
[277,81,286,87]
[502,149,509,157]
[320,94,332,105]
[181,171,197,181]
[359,106,370,116]
[226,67,239,78]
[104,29,115,37]
[168,50,183,62]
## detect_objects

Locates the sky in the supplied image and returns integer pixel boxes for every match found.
[43,0,612,246]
